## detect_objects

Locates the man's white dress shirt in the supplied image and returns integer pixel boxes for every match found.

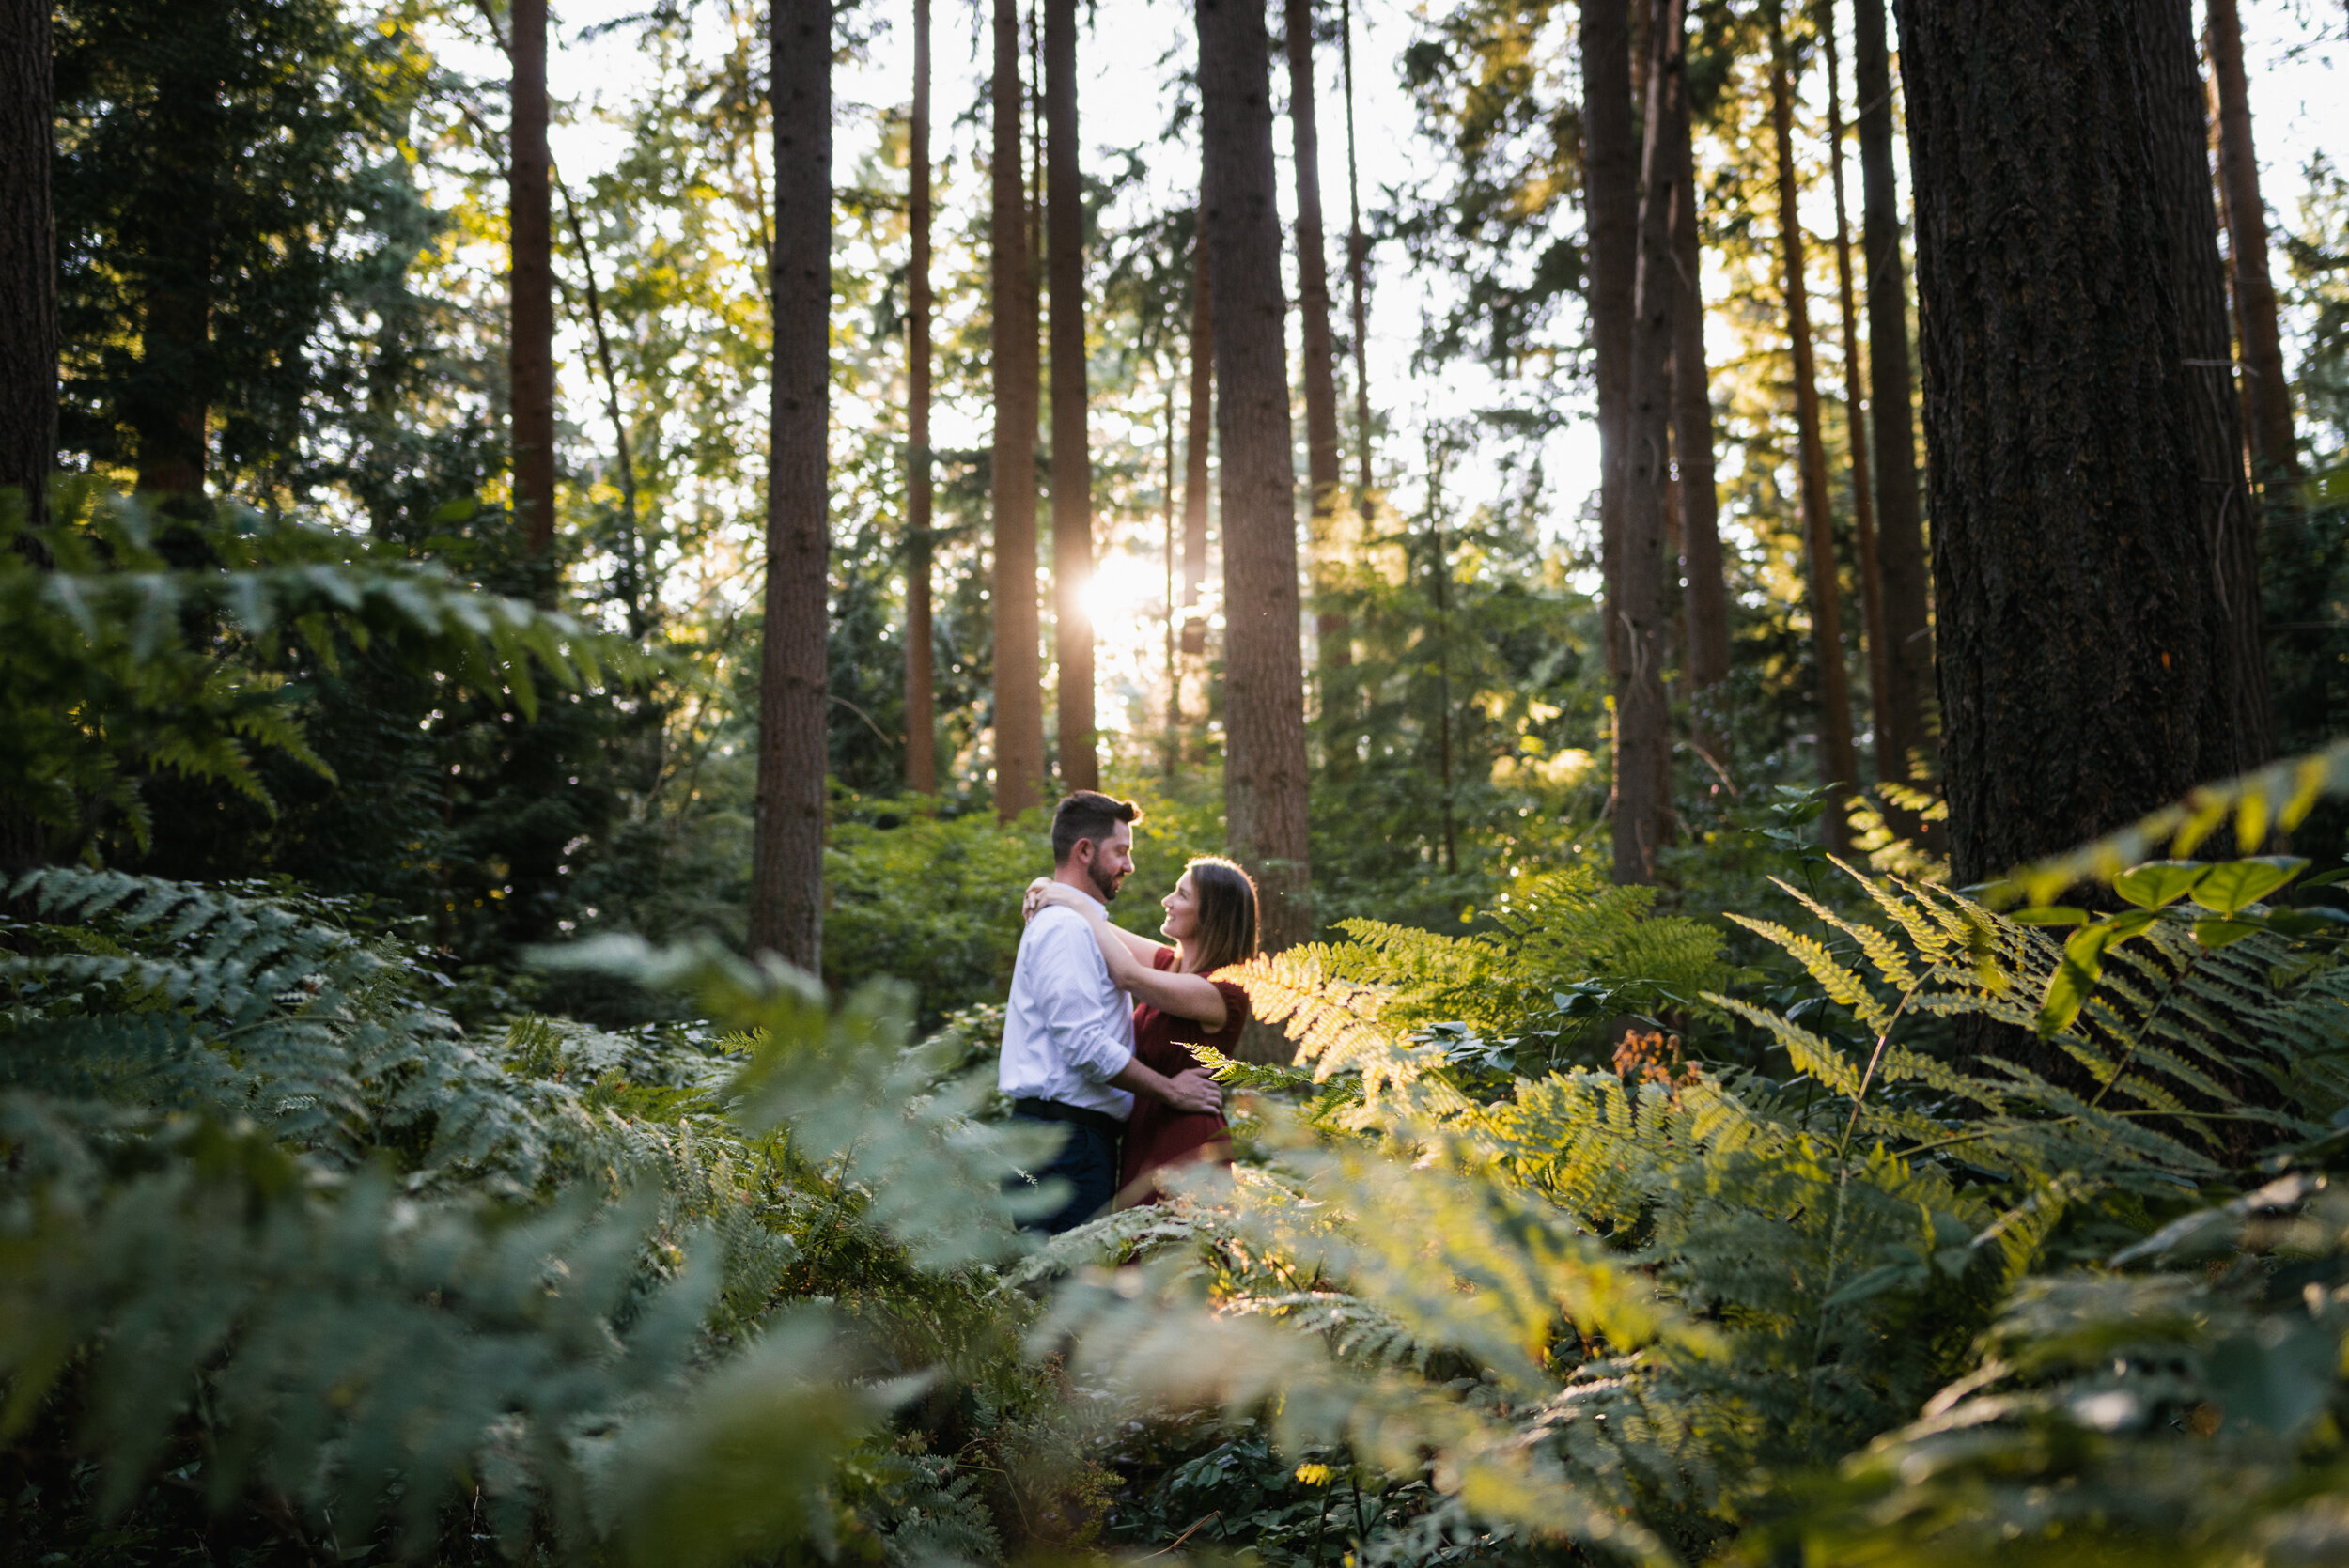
[1000,899,1136,1120]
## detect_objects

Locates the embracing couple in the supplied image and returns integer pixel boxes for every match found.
[1002,790,1260,1234]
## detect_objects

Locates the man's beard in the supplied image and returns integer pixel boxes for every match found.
[1087,859,1124,903]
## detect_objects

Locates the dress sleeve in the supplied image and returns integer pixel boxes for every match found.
[1152,947,1178,972]
[1210,977,1251,1033]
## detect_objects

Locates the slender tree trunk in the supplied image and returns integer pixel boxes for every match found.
[1613,0,1683,885]
[1,0,54,533]
[1853,0,1932,790]
[1164,373,1181,774]
[1044,0,1097,791]
[748,0,832,970]
[991,0,1046,819]
[1769,9,1858,848]
[1580,0,1637,690]
[906,0,937,794]
[557,183,646,634]
[2147,0,2271,778]
[1198,0,1313,954]
[1287,0,1350,697]
[1891,0,2248,883]
[1823,16,1887,789]
[510,0,556,557]
[1426,442,1458,876]
[1662,0,1728,732]
[1180,210,1213,657]
[2206,0,2298,487]
[1343,0,1374,530]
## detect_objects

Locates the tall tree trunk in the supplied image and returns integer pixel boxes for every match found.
[1580,0,1637,691]
[1614,0,1684,885]
[1,0,54,533]
[748,0,832,970]
[1163,373,1182,774]
[1044,0,1097,791]
[1198,0,1313,954]
[2206,0,2298,488]
[1426,441,1458,875]
[556,183,646,633]
[2147,0,2271,778]
[511,0,556,557]
[1662,0,1728,736]
[905,0,937,794]
[1286,0,1350,697]
[1891,0,2248,883]
[1769,9,1858,849]
[1853,0,1933,790]
[991,0,1046,819]
[128,52,216,505]
[1342,0,1374,531]
[1180,210,1212,657]
[1823,15,1888,789]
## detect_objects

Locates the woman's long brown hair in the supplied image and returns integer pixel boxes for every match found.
[1181,857,1259,976]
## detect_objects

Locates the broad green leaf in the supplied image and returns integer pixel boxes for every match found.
[2111,861,2207,910]
[2011,907,2091,926]
[2187,856,2310,917]
[2037,924,2119,1037]
[2192,919,2262,950]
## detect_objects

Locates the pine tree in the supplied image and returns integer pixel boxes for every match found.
[1579,0,1636,692]
[1045,0,1097,792]
[1663,0,1727,727]
[1198,0,1313,955]
[0,0,51,533]
[1768,5,1858,849]
[510,0,556,557]
[748,0,831,969]
[1891,0,2252,881]
[2205,0,2299,489]
[990,0,1046,819]
[1342,0,1374,535]
[1180,209,1212,662]
[905,0,937,795]
[1286,0,1351,699]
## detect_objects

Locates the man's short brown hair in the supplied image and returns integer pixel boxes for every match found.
[1050,790,1142,863]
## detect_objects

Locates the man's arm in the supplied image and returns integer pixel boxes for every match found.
[1032,916,1221,1115]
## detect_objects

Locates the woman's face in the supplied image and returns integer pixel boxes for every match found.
[1160,872,1201,944]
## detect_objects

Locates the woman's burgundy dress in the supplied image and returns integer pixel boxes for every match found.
[1118,947,1250,1204]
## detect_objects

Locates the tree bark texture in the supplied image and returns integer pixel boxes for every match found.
[749,0,832,970]
[991,0,1047,819]
[1823,20,1888,790]
[2146,0,2270,778]
[906,0,937,794]
[1769,15,1858,847]
[0,0,54,530]
[510,0,556,556]
[1045,0,1097,791]
[1852,0,1934,788]
[1343,0,1374,531]
[1286,0,1350,688]
[1891,0,2251,884]
[1664,17,1726,705]
[1198,0,1313,955]
[1579,0,1636,684]
[2205,0,2298,485]
[1181,210,1213,655]
[1614,0,1684,885]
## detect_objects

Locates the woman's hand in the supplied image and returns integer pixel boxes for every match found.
[1024,879,1089,922]
[1021,877,1053,924]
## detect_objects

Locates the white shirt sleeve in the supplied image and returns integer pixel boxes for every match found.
[1030,914,1135,1083]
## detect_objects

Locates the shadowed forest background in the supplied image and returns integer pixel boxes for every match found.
[7,0,2349,1562]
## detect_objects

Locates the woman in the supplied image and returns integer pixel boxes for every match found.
[1027,857,1259,1204]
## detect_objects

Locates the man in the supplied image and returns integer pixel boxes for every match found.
[1002,790,1222,1233]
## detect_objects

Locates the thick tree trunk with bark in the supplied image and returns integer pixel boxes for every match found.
[1665,10,1727,710]
[1579,0,1636,688]
[510,0,556,556]
[749,0,832,970]
[2147,0,2270,779]
[2206,0,2297,487]
[1769,15,1858,848]
[1,0,54,532]
[1823,20,1888,790]
[991,0,1046,819]
[1181,210,1212,656]
[1286,0,1350,693]
[1197,0,1313,954]
[1044,0,1097,791]
[1853,0,1933,791]
[1614,0,1684,884]
[1892,0,2250,883]
[905,0,937,794]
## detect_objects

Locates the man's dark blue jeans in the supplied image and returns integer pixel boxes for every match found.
[1011,1100,1123,1234]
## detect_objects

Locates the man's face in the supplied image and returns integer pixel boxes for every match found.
[1076,823,1136,903]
